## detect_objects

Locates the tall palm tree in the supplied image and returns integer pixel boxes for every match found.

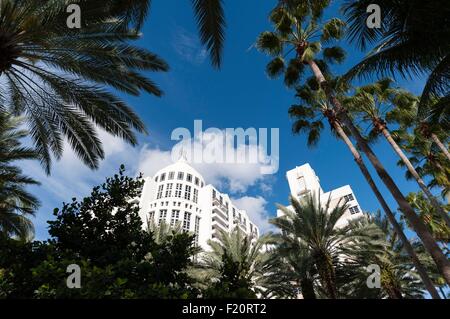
[343,213,427,299]
[273,194,376,299]
[344,79,450,227]
[257,1,450,285]
[406,192,450,244]
[289,84,441,298]
[342,0,450,121]
[263,241,317,299]
[386,94,450,164]
[0,113,40,240]
[392,132,450,202]
[191,227,271,297]
[0,0,168,173]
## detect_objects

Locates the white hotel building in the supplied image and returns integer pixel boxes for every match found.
[138,157,259,251]
[278,163,363,227]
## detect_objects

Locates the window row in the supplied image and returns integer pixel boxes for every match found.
[156,183,199,203]
[344,193,355,202]
[149,210,200,233]
[155,171,204,187]
[149,201,201,213]
[349,205,360,215]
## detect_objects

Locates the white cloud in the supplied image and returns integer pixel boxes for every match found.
[136,146,173,177]
[232,196,275,234]
[171,26,207,65]
[170,128,278,193]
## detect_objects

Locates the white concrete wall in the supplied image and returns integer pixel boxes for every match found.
[287,163,324,200]
[278,164,363,228]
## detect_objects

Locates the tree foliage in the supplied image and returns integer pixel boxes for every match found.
[0,166,198,298]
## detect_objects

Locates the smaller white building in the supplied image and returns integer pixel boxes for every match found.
[278,163,363,227]
[138,157,259,251]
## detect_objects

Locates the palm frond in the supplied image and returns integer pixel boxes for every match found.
[191,0,226,68]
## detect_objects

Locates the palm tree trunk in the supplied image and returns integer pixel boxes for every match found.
[331,120,441,299]
[385,286,403,299]
[300,277,316,299]
[306,59,450,285]
[315,251,337,299]
[380,126,450,228]
[431,133,450,162]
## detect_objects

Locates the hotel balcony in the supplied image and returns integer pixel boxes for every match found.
[212,199,229,221]
[232,217,246,232]
[212,215,228,229]
[212,198,228,210]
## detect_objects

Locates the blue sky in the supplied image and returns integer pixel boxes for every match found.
[26,0,431,241]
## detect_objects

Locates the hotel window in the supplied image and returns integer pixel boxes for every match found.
[175,183,182,198]
[232,208,236,219]
[177,172,184,180]
[201,182,204,187]
[187,174,192,182]
[212,189,216,199]
[165,183,173,198]
[193,188,198,204]
[168,171,175,180]
[195,177,199,186]
[349,206,360,215]
[156,184,164,199]
[219,196,223,204]
[194,216,200,245]
[344,194,354,202]
[158,210,167,225]
[185,185,191,200]
[170,210,180,227]
[160,173,166,181]
[183,212,192,232]
[149,211,155,221]
[155,176,158,182]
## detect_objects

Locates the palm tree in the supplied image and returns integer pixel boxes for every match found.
[146,218,184,245]
[257,1,450,285]
[343,213,427,299]
[342,0,450,120]
[191,227,271,297]
[103,0,226,68]
[263,241,317,299]
[418,122,450,163]
[406,192,450,243]
[0,0,168,173]
[273,193,377,299]
[0,113,40,240]
[393,133,450,202]
[289,84,441,298]
[386,94,450,164]
[344,79,450,227]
